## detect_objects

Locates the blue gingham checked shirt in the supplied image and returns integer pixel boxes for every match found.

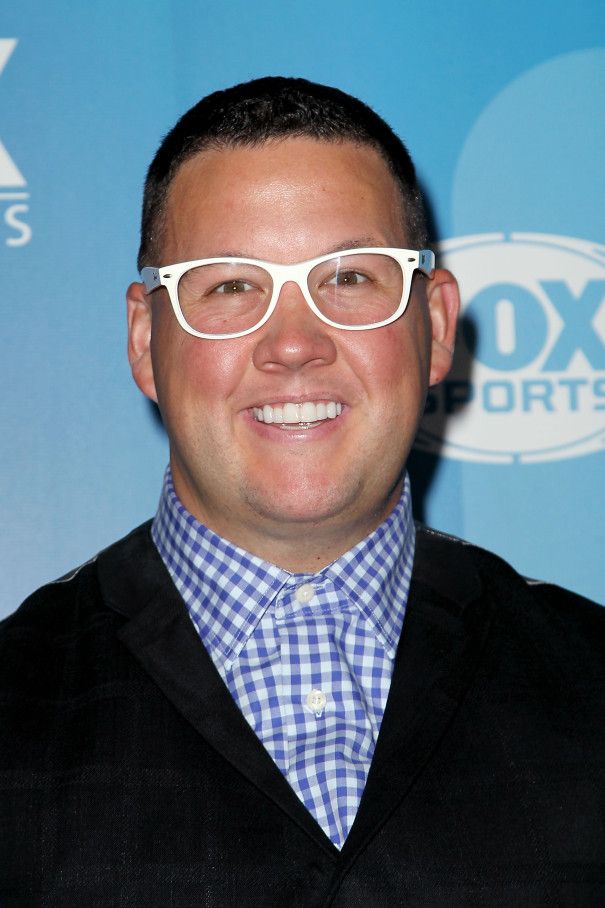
[152,468,415,849]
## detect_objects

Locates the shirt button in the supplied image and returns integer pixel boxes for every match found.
[295,583,315,603]
[306,689,327,715]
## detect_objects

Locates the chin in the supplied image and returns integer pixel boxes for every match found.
[243,480,359,528]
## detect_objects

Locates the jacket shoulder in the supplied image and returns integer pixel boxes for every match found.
[414,523,605,681]
[0,522,155,673]
[416,522,601,603]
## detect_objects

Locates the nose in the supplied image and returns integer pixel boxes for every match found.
[252,280,337,372]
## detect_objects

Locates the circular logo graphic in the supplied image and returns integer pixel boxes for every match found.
[416,233,605,463]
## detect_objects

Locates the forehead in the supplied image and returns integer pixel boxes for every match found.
[161,138,407,262]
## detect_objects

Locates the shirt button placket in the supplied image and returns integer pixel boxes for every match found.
[306,689,327,717]
[295,583,315,604]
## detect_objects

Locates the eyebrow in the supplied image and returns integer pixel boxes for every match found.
[195,237,385,261]
[326,237,382,253]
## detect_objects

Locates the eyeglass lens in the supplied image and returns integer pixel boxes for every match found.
[176,252,406,335]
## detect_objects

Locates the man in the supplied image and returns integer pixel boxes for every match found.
[1,77,603,905]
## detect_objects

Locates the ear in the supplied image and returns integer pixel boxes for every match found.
[126,281,158,403]
[425,268,460,386]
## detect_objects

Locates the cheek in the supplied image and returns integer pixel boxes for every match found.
[356,322,429,408]
[185,343,253,412]
[154,329,252,420]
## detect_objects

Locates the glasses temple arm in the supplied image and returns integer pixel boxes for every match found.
[418,250,435,276]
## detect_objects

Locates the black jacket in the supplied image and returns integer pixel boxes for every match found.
[1,523,604,906]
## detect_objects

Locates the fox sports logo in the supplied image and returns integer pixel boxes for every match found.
[416,233,605,463]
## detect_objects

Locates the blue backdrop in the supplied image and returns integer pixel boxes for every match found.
[1,0,604,615]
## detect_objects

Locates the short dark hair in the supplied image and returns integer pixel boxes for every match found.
[137,76,427,270]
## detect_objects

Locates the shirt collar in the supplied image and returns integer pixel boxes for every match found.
[152,468,415,666]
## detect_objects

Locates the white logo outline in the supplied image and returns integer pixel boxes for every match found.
[0,39,26,188]
[416,232,605,463]
[0,39,31,246]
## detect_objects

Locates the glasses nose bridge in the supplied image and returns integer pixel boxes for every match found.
[271,261,315,318]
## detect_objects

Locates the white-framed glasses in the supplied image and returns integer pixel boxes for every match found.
[141,247,435,340]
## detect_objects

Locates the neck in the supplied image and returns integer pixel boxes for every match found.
[174,480,404,573]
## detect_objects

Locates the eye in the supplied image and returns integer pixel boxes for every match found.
[326,270,369,287]
[213,279,255,294]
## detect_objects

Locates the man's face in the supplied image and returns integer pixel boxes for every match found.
[128,137,457,569]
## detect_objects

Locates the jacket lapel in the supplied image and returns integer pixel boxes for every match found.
[96,522,491,863]
[340,526,491,861]
[97,523,337,857]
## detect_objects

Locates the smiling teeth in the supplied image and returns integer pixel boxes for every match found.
[253,401,343,424]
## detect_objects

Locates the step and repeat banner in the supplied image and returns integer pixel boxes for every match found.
[1,1,603,613]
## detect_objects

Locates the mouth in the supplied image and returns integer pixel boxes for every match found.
[251,400,343,430]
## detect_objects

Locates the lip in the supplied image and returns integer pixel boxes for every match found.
[247,394,347,408]
[253,400,342,424]
[243,393,348,420]
[243,400,347,442]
